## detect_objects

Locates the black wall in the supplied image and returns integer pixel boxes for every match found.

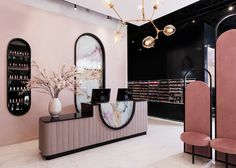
[128,24,167,81]
[128,0,236,82]
[127,0,236,121]
[166,23,206,80]
[128,22,206,81]
[128,23,208,121]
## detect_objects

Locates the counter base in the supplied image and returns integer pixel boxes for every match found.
[43,132,146,160]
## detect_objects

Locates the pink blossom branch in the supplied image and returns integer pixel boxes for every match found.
[26,61,101,98]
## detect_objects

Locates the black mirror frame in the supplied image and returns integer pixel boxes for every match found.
[98,102,136,130]
[74,33,106,113]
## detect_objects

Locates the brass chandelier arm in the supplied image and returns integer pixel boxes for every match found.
[126,18,149,22]
[111,7,124,22]
[149,3,159,21]
[118,23,123,32]
[142,0,145,20]
[106,0,175,48]
[149,20,159,31]
[149,10,156,21]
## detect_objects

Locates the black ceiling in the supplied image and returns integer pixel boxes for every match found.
[154,0,236,26]
[129,0,236,38]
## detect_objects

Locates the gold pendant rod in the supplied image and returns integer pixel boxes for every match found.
[118,23,123,32]
[126,18,149,22]
[111,7,124,22]
[106,0,175,47]
[149,10,155,20]
[149,20,158,30]
[142,0,145,20]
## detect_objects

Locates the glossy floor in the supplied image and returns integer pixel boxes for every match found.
[0,118,226,168]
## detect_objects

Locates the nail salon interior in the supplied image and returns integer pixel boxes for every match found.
[1,0,236,168]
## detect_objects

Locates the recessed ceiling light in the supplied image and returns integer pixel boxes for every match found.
[228,6,234,11]
[192,20,195,23]
[204,44,210,47]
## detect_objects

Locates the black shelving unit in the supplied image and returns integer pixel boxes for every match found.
[150,79,184,104]
[128,79,195,121]
[7,38,31,116]
[128,79,195,104]
[128,81,149,101]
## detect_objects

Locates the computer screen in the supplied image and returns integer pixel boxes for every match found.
[116,88,133,101]
[91,89,111,103]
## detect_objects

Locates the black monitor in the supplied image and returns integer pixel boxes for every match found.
[91,89,111,104]
[116,88,133,101]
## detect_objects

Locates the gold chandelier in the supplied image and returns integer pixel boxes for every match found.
[105,0,176,48]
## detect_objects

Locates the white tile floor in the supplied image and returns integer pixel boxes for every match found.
[0,118,226,168]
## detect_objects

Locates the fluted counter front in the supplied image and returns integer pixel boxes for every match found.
[39,101,147,159]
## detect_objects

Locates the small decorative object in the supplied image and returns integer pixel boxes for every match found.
[25,61,101,117]
[48,98,61,117]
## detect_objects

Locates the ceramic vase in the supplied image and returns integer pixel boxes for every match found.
[48,98,62,118]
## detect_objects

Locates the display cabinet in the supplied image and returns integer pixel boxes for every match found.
[128,79,195,104]
[153,79,185,104]
[128,81,149,101]
[7,38,31,116]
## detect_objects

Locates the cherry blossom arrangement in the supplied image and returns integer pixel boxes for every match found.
[25,61,102,98]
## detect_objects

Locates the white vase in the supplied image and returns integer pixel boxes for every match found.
[48,98,62,118]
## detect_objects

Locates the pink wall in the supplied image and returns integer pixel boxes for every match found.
[0,1,127,146]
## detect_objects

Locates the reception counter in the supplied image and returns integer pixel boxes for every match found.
[39,101,147,159]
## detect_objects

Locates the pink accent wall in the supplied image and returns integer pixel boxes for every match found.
[0,1,127,146]
[216,29,236,164]
[184,81,211,157]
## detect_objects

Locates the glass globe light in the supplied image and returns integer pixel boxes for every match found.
[163,25,176,36]
[104,0,114,8]
[142,36,155,48]
[114,31,122,43]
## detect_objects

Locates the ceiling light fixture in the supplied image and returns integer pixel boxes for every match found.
[114,31,122,43]
[74,4,77,10]
[228,6,234,11]
[105,0,176,48]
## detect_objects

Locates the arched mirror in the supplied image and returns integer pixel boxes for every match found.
[99,101,135,130]
[7,38,31,116]
[75,33,105,112]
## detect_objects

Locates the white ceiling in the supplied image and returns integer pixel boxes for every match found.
[64,0,200,26]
